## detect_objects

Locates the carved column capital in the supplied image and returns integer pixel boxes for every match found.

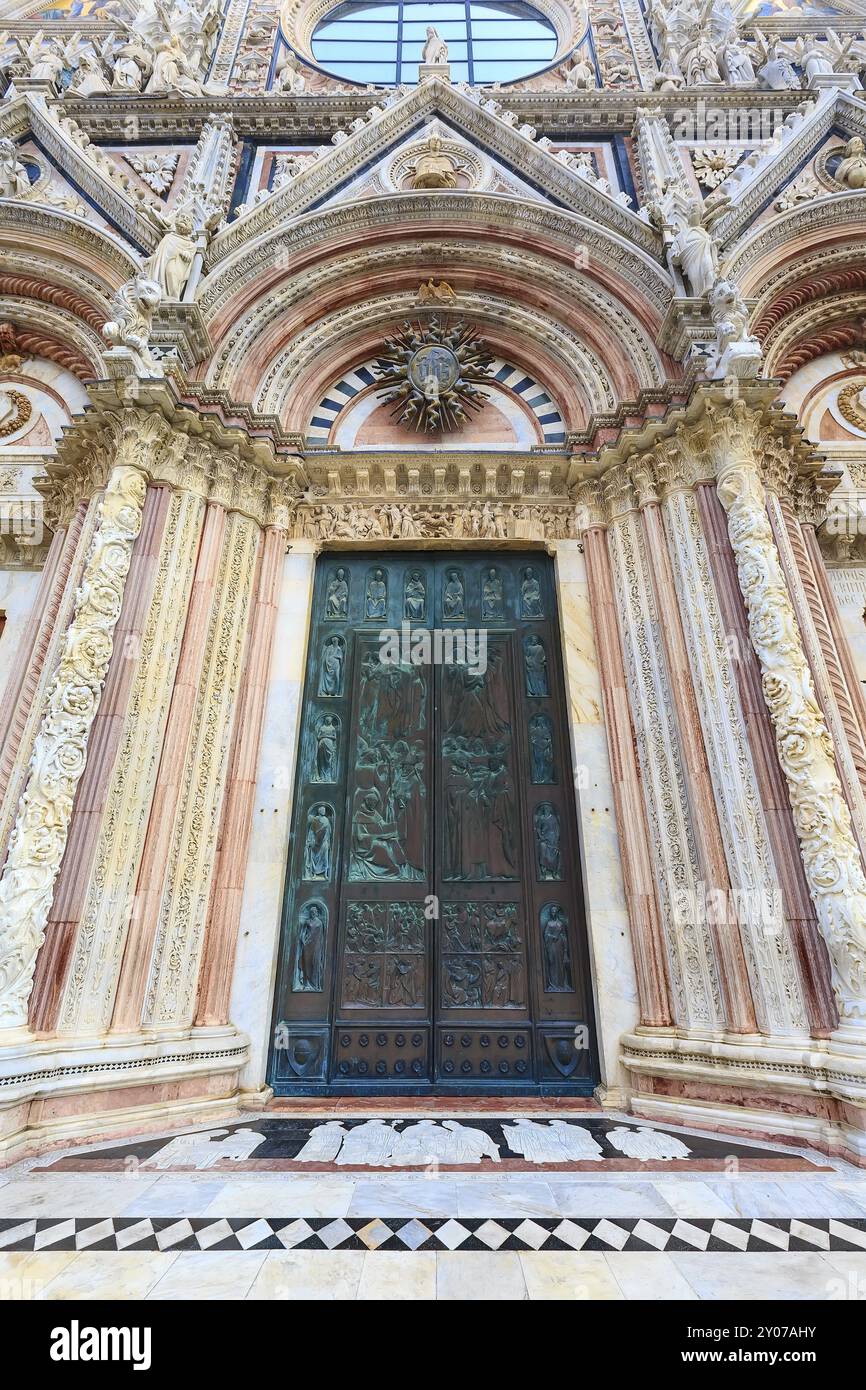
[573,479,606,533]
[602,464,637,522]
[629,453,661,508]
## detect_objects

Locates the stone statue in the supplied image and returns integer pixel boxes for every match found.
[408,135,459,189]
[654,51,684,90]
[110,39,152,91]
[708,279,762,380]
[0,139,31,199]
[797,37,834,81]
[756,39,800,91]
[566,54,595,89]
[145,30,202,96]
[71,47,111,96]
[18,33,65,83]
[142,209,198,300]
[835,136,866,190]
[684,35,722,86]
[102,273,164,376]
[721,39,755,85]
[670,202,719,298]
[277,50,306,93]
[422,26,448,65]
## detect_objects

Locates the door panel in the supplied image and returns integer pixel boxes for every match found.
[270,551,598,1093]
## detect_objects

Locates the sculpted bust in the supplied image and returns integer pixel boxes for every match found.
[836,137,866,190]
[409,136,459,189]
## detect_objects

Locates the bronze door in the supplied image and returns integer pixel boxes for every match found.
[269,552,598,1093]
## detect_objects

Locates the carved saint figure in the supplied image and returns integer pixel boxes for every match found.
[535,801,562,880]
[606,1125,691,1161]
[523,634,549,697]
[313,713,339,782]
[443,568,465,619]
[520,565,543,618]
[722,40,754,84]
[146,31,202,96]
[303,804,333,879]
[333,1119,400,1166]
[541,903,573,991]
[670,202,718,298]
[111,40,152,91]
[142,210,197,300]
[0,139,31,198]
[351,788,410,880]
[684,35,722,86]
[365,567,387,620]
[294,1120,347,1162]
[836,136,866,190]
[443,956,482,1007]
[404,570,426,621]
[566,54,596,89]
[386,956,419,1006]
[325,567,349,618]
[422,25,449,64]
[409,135,459,189]
[481,567,503,620]
[293,900,326,992]
[529,713,555,783]
[319,635,345,695]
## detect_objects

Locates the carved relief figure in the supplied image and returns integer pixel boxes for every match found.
[319,635,345,696]
[303,804,333,879]
[443,568,465,619]
[386,956,420,1006]
[606,1126,692,1160]
[541,903,573,991]
[408,136,460,189]
[529,713,555,783]
[836,136,866,190]
[313,713,340,782]
[524,634,549,697]
[0,139,32,198]
[365,567,387,620]
[294,1120,347,1162]
[325,567,349,618]
[293,900,326,992]
[481,567,503,620]
[404,570,426,621]
[535,802,562,880]
[520,565,543,619]
[334,1119,401,1166]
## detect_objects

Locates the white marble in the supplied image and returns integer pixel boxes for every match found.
[147,1250,267,1300]
[230,545,317,1092]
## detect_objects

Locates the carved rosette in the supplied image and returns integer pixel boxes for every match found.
[0,465,146,1029]
[716,456,866,1025]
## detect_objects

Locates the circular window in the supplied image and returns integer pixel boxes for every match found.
[310,0,559,87]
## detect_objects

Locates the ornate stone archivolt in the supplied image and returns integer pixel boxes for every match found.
[0,463,146,1030]
[710,405,866,1028]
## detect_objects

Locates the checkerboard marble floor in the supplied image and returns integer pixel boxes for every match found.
[2,1114,866,1300]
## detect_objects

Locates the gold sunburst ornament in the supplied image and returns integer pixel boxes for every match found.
[373,317,493,432]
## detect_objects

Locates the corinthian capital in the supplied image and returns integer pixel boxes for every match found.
[573,479,606,533]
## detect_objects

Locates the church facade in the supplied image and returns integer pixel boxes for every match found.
[1,0,866,1169]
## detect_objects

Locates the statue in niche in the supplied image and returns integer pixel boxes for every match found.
[523,634,549,697]
[366,567,387,621]
[386,956,420,1007]
[0,139,31,198]
[313,713,340,782]
[325,567,349,619]
[535,802,562,880]
[520,565,543,619]
[541,903,573,992]
[303,804,333,880]
[443,568,465,619]
[142,208,198,300]
[319,635,345,696]
[670,202,718,298]
[293,901,326,992]
[836,137,866,190]
[422,25,449,64]
[529,714,555,784]
[404,570,426,621]
[481,567,504,621]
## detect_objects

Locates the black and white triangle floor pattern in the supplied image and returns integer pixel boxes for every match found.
[2,1216,866,1254]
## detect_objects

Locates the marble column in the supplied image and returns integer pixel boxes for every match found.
[0,499,98,870]
[633,459,758,1035]
[195,522,286,1026]
[46,486,206,1035]
[112,505,260,1033]
[801,517,866,762]
[604,468,726,1032]
[0,465,147,1031]
[578,486,673,1029]
[711,404,866,1035]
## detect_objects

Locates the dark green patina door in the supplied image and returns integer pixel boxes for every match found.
[269,552,598,1093]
